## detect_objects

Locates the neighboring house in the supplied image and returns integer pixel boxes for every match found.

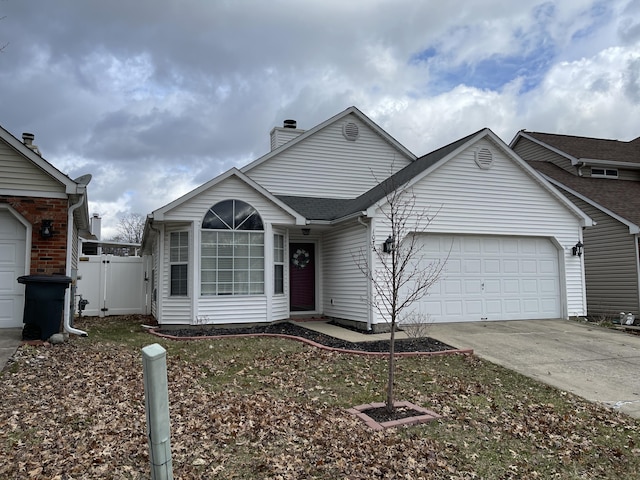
[141,107,591,330]
[511,130,640,319]
[0,126,92,333]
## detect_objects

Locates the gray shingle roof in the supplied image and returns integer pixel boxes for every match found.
[528,161,640,228]
[525,131,640,164]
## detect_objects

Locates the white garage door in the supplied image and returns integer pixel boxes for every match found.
[0,210,27,328]
[415,235,561,323]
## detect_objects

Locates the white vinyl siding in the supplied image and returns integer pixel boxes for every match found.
[245,113,412,199]
[372,138,586,322]
[156,177,295,325]
[323,221,370,323]
[0,140,66,195]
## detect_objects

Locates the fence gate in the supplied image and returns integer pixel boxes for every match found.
[76,255,146,317]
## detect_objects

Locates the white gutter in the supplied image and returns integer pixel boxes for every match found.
[64,194,88,336]
[357,216,373,331]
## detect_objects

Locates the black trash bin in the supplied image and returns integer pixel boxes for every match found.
[17,275,72,341]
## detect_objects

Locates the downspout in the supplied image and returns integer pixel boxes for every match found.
[64,194,88,336]
[357,215,373,331]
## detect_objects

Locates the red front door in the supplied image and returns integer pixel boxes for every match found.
[290,243,315,311]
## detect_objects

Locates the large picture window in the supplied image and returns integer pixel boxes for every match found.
[201,200,264,296]
[170,231,188,296]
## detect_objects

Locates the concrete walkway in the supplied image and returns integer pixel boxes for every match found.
[0,328,22,371]
[427,319,640,419]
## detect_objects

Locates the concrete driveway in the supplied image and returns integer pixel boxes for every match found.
[429,319,640,419]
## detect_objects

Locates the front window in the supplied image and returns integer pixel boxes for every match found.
[201,200,264,296]
[170,231,188,296]
[590,167,618,178]
[274,234,284,294]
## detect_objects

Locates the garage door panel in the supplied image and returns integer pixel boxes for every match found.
[411,234,561,322]
[503,278,520,294]
[503,259,519,273]
[540,279,558,293]
[541,298,559,313]
[464,259,481,273]
[521,259,538,274]
[445,301,464,315]
[464,279,482,294]
[484,259,500,273]
[463,300,482,315]
[523,298,541,313]
[484,279,501,294]
[539,260,556,274]
[446,258,462,274]
[504,299,522,314]
[444,279,462,294]
[0,210,26,329]
[522,279,538,293]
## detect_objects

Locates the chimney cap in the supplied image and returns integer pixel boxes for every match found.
[22,132,35,143]
[283,119,297,129]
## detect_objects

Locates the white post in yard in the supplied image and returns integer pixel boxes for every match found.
[142,343,174,480]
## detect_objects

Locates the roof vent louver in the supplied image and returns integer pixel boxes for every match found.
[475,147,494,169]
[342,122,359,141]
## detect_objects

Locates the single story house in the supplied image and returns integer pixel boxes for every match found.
[0,126,92,335]
[511,130,640,319]
[141,107,591,330]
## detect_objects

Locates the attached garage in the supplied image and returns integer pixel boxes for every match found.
[414,234,562,323]
[0,208,27,328]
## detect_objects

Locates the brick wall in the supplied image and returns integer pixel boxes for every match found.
[0,195,69,275]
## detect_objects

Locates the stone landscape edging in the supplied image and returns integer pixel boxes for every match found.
[149,329,474,357]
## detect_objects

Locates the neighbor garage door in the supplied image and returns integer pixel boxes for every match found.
[0,209,27,328]
[414,235,561,323]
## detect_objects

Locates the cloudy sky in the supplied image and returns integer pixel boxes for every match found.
[2,0,639,239]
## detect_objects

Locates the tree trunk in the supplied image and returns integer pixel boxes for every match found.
[385,320,396,413]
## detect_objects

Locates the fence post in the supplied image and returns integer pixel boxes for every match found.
[142,343,174,480]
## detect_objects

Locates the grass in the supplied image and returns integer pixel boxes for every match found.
[2,315,639,479]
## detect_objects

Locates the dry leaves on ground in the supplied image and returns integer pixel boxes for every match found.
[1,316,639,479]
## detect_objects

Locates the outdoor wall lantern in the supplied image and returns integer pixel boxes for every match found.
[301,228,311,236]
[383,235,395,253]
[572,241,584,257]
[40,219,54,239]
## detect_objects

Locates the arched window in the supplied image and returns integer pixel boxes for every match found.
[201,200,264,296]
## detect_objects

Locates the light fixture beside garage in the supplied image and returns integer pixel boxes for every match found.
[383,235,395,253]
[40,219,54,238]
[572,241,584,257]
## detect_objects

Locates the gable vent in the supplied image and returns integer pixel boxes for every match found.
[342,122,359,141]
[475,147,494,169]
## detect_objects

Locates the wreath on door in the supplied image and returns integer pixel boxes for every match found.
[291,248,310,269]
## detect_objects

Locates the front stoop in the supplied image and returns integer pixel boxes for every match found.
[348,401,441,431]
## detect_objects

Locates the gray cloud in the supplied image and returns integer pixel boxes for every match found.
[1,0,638,238]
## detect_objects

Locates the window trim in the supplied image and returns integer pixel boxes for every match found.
[590,167,618,179]
[274,233,285,295]
[169,231,189,297]
[200,200,265,297]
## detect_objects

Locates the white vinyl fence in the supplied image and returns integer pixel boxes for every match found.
[76,255,146,317]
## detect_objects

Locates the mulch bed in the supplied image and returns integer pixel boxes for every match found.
[155,321,455,353]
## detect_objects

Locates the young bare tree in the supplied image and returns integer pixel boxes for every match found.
[355,182,446,413]
[112,213,146,244]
